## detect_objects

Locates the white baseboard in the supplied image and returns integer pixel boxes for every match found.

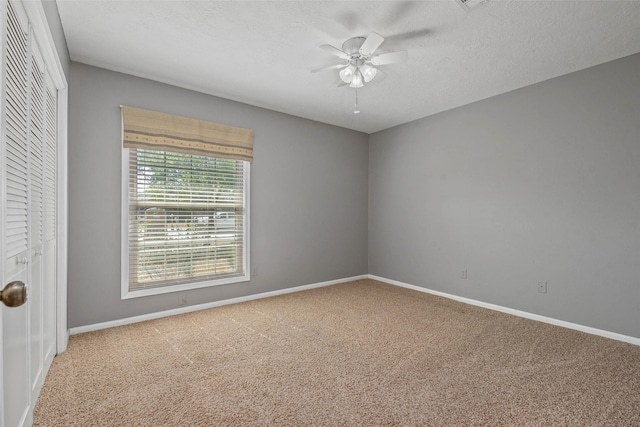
[69,274,369,335]
[368,274,640,347]
[70,273,640,347]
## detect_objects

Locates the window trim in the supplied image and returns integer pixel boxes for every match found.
[120,147,250,300]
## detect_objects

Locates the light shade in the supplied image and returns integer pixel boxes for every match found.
[339,64,356,83]
[349,70,364,88]
[361,64,378,83]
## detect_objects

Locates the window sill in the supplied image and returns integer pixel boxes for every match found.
[121,273,250,300]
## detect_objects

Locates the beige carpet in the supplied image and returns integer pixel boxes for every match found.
[34,279,640,426]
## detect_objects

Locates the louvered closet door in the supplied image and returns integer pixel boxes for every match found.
[28,37,46,405]
[2,1,32,426]
[1,0,59,425]
[42,72,57,374]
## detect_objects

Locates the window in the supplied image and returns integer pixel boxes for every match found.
[121,106,253,298]
[125,149,249,294]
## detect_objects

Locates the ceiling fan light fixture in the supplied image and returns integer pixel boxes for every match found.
[339,64,356,83]
[315,32,409,114]
[361,64,378,83]
[349,70,364,88]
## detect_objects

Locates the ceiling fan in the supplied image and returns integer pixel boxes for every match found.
[312,32,408,89]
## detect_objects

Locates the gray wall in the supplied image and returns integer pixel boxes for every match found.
[68,63,369,328]
[369,53,640,338]
[41,0,70,80]
[68,51,640,339]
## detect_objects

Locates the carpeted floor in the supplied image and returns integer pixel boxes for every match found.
[34,279,640,426]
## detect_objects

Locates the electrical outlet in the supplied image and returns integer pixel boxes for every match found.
[461,269,468,279]
[179,293,187,306]
[537,281,547,294]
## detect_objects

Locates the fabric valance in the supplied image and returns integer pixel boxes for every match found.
[122,106,253,162]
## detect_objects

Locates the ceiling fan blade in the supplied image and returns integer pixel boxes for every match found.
[386,28,432,43]
[370,50,408,66]
[359,32,385,56]
[319,44,349,59]
[311,63,347,73]
[374,68,388,83]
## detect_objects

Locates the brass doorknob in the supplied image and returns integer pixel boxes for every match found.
[1,281,28,308]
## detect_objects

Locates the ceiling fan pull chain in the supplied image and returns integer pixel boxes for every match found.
[354,87,360,114]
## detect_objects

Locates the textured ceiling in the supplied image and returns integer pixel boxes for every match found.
[56,1,640,134]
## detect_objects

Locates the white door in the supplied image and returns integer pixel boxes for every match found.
[0,0,59,425]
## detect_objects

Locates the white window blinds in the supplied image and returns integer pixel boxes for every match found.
[126,149,247,292]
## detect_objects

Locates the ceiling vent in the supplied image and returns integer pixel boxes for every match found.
[455,0,488,11]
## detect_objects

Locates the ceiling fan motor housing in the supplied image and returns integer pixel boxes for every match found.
[342,37,367,57]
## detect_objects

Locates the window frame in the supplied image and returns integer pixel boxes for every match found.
[120,147,250,300]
